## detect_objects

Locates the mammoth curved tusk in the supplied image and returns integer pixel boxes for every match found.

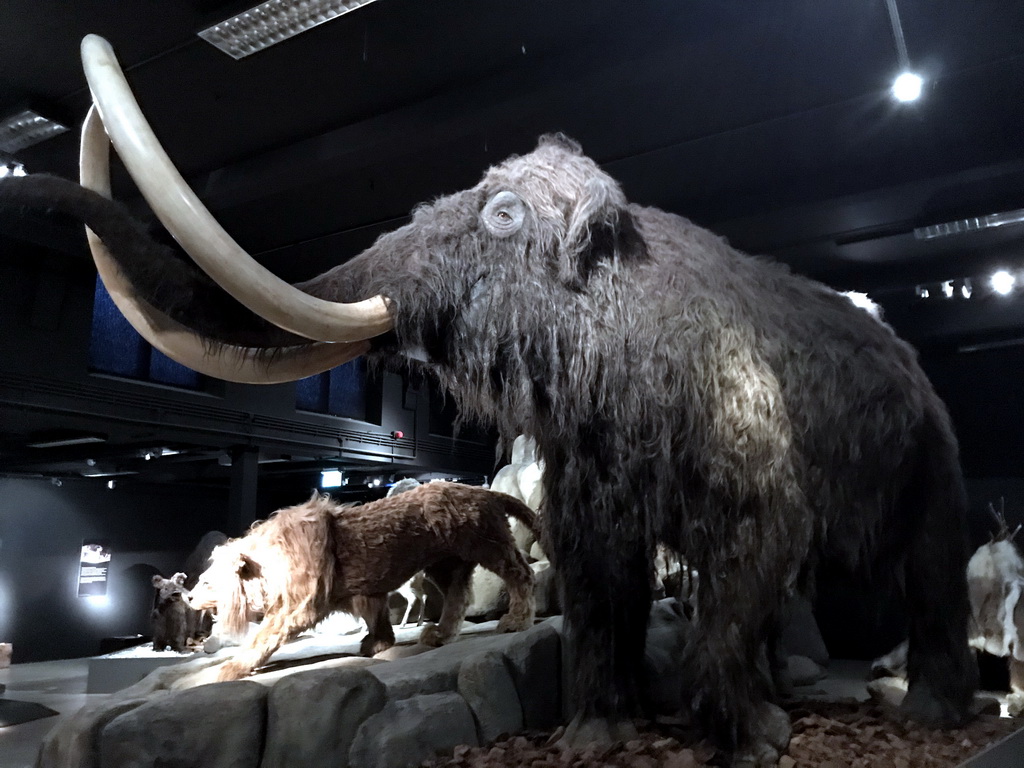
[79,34,393,344]
[81,105,369,384]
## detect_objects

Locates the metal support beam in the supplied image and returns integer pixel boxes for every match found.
[228,446,260,536]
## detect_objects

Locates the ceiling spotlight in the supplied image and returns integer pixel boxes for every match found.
[941,280,954,299]
[891,71,923,102]
[915,285,930,300]
[990,270,1015,296]
[961,279,973,299]
[883,0,922,103]
[107,480,116,490]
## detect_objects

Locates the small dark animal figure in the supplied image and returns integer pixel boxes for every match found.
[151,572,198,652]
[0,43,978,764]
[187,482,537,682]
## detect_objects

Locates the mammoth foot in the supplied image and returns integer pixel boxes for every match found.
[901,680,973,728]
[359,634,395,657]
[557,713,639,749]
[731,701,792,768]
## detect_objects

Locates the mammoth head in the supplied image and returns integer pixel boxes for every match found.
[37,36,649,387]
[482,132,647,291]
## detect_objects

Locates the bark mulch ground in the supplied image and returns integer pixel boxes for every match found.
[423,700,1022,768]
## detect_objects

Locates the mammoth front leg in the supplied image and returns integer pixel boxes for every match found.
[546,497,651,740]
[686,558,792,767]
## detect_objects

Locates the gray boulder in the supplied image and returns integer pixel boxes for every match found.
[779,595,829,666]
[348,691,478,768]
[36,654,228,768]
[35,696,152,768]
[787,654,827,687]
[262,666,387,768]
[642,598,692,715]
[98,681,266,768]
[457,649,524,743]
[503,620,561,729]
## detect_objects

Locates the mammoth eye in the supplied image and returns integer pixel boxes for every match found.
[482,190,525,237]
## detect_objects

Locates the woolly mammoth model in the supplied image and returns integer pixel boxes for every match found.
[187,482,537,682]
[0,35,977,765]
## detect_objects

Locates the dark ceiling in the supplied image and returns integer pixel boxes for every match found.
[2,0,1024,482]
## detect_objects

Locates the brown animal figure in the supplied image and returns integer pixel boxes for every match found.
[188,482,537,682]
[151,572,198,652]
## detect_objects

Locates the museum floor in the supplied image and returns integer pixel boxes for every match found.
[0,657,97,768]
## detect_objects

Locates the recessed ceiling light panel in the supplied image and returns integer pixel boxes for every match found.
[198,0,381,60]
[914,207,1024,241]
[27,434,107,449]
[0,109,69,154]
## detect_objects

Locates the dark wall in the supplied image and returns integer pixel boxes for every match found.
[0,475,231,663]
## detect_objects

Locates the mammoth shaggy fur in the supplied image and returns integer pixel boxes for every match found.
[187,482,537,682]
[0,135,977,763]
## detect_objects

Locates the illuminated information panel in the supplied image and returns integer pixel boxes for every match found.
[77,540,111,597]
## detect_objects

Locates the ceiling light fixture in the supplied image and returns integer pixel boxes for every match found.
[0,109,69,153]
[959,337,1024,354]
[914,207,1024,240]
[27,434,107,449]
[883,0,923,103]
[198,0,382,60]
